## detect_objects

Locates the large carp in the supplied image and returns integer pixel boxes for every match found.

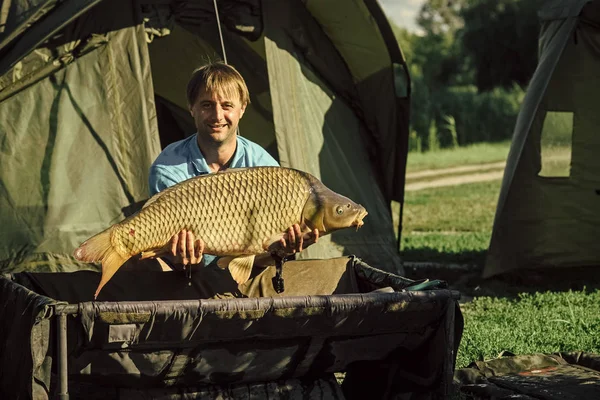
[74,166,367,298]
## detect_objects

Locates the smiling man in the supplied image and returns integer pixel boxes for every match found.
[148,61,317,270]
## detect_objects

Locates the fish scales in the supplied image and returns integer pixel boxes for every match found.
[113,167,312,256]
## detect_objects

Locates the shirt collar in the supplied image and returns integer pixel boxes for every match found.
[188,134,242,174]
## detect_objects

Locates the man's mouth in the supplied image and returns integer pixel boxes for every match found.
[208,123,227,129]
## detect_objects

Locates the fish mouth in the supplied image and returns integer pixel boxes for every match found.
[354,208,368,229]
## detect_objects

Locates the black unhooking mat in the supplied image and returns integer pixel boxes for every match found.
[455,351,600,399]
[0,255,463,400]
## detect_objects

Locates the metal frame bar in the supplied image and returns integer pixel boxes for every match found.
[55,305,78,400]
[56,313,69,400]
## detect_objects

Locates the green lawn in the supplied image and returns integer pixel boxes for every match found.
[396,180,501,265]
[399,144,600,374]
[458,289,600,368]
[406,141,511,173]
[398,143,507,266]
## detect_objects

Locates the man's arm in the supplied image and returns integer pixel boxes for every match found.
[148,165,183,196]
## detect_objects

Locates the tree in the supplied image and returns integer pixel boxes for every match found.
[417,0,467,36]
[460,0,544,91]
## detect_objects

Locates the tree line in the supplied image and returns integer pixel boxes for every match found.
[390,0,545,151]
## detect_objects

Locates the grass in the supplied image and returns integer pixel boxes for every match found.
[401,232,490,265]
[406,141,511,172]
[458,289,600,368]
[399,143,600,383]
[396,180,501,265]
[403,180,500,233]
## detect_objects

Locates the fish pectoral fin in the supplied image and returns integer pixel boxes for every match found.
[227,255,256,285]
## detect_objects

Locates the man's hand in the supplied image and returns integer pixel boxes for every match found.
[166,229,205,267]
[278,224,319,255]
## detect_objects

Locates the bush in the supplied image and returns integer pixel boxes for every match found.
[410,83,525,151]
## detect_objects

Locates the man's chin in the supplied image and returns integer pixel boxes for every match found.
[198,130,235,144]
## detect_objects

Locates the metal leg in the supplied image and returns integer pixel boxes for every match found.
[57,313,69,400]
[443,301,456,398]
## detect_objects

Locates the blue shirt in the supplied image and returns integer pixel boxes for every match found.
[148,134,279,266]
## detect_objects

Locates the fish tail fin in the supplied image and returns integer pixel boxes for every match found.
[73,228,128,299]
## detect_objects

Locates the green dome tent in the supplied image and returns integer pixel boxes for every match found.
[0,5,466,399]
[485,0,600,278]
[0,0,410,274]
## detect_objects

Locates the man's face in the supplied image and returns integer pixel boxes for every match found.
[189,87,246,145]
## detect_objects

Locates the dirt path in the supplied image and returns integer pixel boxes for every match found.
[405,161,506,191]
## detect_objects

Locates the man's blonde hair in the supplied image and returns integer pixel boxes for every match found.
[186,62,250,107]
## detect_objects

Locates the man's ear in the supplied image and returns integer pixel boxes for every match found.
[189,105,194,117]
[240,103,247,118]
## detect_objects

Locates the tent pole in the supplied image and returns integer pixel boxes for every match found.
[396,201,404,255]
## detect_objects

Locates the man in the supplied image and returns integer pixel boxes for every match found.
[148,61,317,270]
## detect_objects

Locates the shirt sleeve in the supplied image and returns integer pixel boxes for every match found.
[257,151,280,167]
[148,165,181,196]
[247,141,280,167]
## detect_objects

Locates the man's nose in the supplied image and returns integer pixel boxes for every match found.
[211,104,224,120]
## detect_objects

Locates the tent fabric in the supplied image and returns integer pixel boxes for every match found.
[263,0,402,269]
[484,0,600,278]
[0,0,103,76]
[146,5,278,153]
[0,257,462,399]
[0,0,161,265]
[306,0,411,203]
[538,0,592,20]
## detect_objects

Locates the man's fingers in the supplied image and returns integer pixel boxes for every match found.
[287,226,296,252]
[187,231,196,263]
[313,229,320,242]
[190,238,204,265]
[179,230,188,265]
[295,224,304,252]
[170,233,179,257]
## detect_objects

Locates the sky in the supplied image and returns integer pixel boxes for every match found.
[378,0,425,34]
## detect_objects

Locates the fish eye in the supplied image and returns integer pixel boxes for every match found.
[336,206,344,215]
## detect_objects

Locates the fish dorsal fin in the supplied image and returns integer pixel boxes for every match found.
[225,255,256,285]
